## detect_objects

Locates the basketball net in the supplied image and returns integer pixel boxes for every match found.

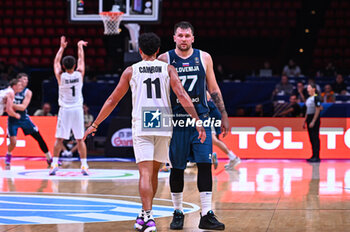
[99,11,124,35]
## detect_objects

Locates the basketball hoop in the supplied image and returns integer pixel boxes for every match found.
[99,11,124,35]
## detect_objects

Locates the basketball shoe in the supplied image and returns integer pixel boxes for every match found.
[134,216,144,231]
[49,164,59,175]
[5,153,11,166]
[170,209,184,230]
[212,152,218,170]
[81,166,89,176]
[224,157,241,170]
[198,210,225,230]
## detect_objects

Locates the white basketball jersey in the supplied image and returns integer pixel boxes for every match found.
[58,71,83,108]
[0,87,14,115]
[130,59,172,136]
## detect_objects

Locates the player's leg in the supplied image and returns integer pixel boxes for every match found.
[71,107,88,173]
[50,108,70,174]
[212,134,241,170]
[29,131,53,164]
[169,128,190,230]
[49,138,64,175]
[133,135,158,232]
[5,136,16,166]
[5,120,19,166]
[193,128,225,230]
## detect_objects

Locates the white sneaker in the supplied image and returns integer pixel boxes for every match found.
[81,166,89,176]
[224,157,241,170]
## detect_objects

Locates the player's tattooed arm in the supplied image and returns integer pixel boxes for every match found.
[210,92,227,116]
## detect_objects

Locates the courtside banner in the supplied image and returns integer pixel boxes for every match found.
[214,117,350,159]
[0,116,56,157]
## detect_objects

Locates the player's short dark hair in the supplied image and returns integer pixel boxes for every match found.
[174,21,194,35]
[16,73,28,79]
[9,78,20,87]
[62,56,76,70]
[138,32,160,56]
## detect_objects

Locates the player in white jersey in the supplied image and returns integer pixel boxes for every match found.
[50,36,88,175]
[84,33,205,232]
[0,79,22,118]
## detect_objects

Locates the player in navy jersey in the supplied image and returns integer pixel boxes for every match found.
[158,21,228,231]
[5,73,53,168]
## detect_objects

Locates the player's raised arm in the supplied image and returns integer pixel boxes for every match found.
[84,67,132,139]
[5,92,20,119]
[203,51,229,137]
[168,64,206,143]
[53,36,67,84]
[76,40,88,77]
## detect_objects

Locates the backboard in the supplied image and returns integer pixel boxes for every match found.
[69,0,162,23]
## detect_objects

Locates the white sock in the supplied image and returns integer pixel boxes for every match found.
[227,151,237,160]
[144,210,154,220]
[52,157,59,166]
[200,192,212,216]
[139,209,145,218]
[171,192,183,211]
[45,152,51,160]
[81,158,88,167]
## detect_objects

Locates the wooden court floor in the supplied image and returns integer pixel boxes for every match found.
[1,158,350,232]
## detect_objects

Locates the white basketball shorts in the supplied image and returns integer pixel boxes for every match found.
[56,106,84,140]
[133,135,171,164]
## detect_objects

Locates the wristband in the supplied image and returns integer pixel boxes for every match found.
[91,123,98,129]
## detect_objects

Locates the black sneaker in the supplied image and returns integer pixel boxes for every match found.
[198,210,225,230]
[170,209,184,230]
[307,157,321,163]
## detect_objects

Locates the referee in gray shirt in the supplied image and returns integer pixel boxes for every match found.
[303,83,321,162]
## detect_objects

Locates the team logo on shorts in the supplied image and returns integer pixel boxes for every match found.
[143,109,162,128]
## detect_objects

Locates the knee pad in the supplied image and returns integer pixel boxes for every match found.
[197,163,212,192]
[170,168,184,193]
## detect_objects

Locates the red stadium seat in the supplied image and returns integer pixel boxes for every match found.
[9,38,19,46]
[22,48,31,56]
[11,48,21,56]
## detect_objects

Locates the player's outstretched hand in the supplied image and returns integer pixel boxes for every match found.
[221,114,230,137]
[196,125,206,143]
[77,40,88,47]
[83,126,96,140]
[60,36,67,49]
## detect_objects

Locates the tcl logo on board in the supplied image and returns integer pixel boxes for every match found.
[214,118,350,159]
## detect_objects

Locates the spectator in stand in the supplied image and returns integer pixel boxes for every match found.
[34,103,53,116]
[321,84,335,103]
[293,81,308,103]
[282,59,302,77]
[236,107,246,117]
[273,75,294,97]
[320,61,337,77]
[252,104,265,117]
[275,95,302,117]
[259,60,273,77]
[332,74,347,95]
[214,63,226,82]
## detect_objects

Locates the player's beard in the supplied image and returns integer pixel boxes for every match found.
[177,43,191,52]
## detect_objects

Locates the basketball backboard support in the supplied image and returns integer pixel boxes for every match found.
[69,0,161,23]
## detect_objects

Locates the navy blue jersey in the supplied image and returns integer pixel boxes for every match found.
[12,88,28,118]
[167,49,209,117]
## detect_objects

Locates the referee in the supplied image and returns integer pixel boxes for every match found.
[303,83,321,162]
